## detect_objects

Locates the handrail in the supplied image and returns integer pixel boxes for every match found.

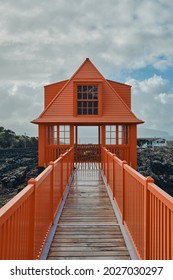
[101,147,173,260]
[0,147,74,260]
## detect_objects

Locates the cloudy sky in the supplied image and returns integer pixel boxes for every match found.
[1,0,173,138]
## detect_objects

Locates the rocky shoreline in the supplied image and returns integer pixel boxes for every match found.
[0,146,173,208]
[0,148,40,208]
[137,146,173,197]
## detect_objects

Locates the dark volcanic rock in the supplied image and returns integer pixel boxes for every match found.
[0,148,39,208]
[151,160,164,175]
[137,147,173,197]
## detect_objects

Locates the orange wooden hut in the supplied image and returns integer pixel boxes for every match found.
[32,58,143,169]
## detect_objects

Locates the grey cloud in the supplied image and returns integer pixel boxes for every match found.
[127,75,173,133]
[1,0,173,135]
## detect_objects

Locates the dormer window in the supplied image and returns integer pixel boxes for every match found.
[77,85,98,115]
[74,82,102,116]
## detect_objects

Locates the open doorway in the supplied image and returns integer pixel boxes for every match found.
[78,126,98,144]
[74,126,101,162]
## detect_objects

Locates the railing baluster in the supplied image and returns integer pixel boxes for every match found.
[101,146,173,260]
[0,147,74,260]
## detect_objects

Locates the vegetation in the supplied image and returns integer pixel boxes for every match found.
[0,126,38,149]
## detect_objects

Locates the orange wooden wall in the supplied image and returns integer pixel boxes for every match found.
[44,80,68,108]
[107,80,131,108]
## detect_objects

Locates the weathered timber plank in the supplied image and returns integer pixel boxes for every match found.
[48,250,130,257]
[47,164,130,260]
[55,231,120,234]
[53,234,123,239]
[51,238,125,244]
[48,256,130,260]
[50,241,126,247]
[49,246,129,252]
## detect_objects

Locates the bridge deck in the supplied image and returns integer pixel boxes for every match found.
[47,163,131,260]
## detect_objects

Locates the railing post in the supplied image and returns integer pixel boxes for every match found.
[60,154,64,199]
[112,154,116,199]
[107,151,109,185]
[67,152,69,185]
[49,161,55,225]
[101,147,103,172]
[27,178,36,260]
[122,160,127,225]
[144,176,154,260]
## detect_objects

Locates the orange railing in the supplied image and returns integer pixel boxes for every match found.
[45,146,70,165]
[105,145,130,164]
[75,144,101,162]
[101,147,173,260]
[0,147,74,260]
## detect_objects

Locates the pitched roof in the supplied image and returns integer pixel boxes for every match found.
[32,58,143,125]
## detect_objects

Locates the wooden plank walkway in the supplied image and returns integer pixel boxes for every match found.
[47,163,131,260]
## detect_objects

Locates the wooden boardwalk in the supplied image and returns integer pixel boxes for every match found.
[47,163,130,260]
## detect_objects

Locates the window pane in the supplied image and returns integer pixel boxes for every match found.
[60,131,64,138]
[88,108,92,114]
[65,131,70,138]
[59,125,64,131]
[118,131,122,139]
[78,93,82,99]
[64,138,70,145]
[111,125,116,131]
[83,93,87,99]
[60,138,64,144]
[106,132,110,138]
[78,101,82,107]
[94,101,98,107]
[78,108,82,114]
[88,92,92,99]
[110,131,115,139]
[94,85,98,92]
[77,86,82,92]
[77,84,99,115]
[88,85,92,92]
[111,138,116,145]
[106,125,110,132]
[94,108,98,114]
[65,125,70,131]
[83,86,87,92]
[106,125,117,145]
[93,93,98,99]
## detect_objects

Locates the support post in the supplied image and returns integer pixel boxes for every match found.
[49,161,55,225]
[112,154,116,199]
[144,176,154,260]
[129,125,137,169]
[28,178,37,260]
[122,160,127,225]
[60,154,64,199]
[38,125,46,167]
